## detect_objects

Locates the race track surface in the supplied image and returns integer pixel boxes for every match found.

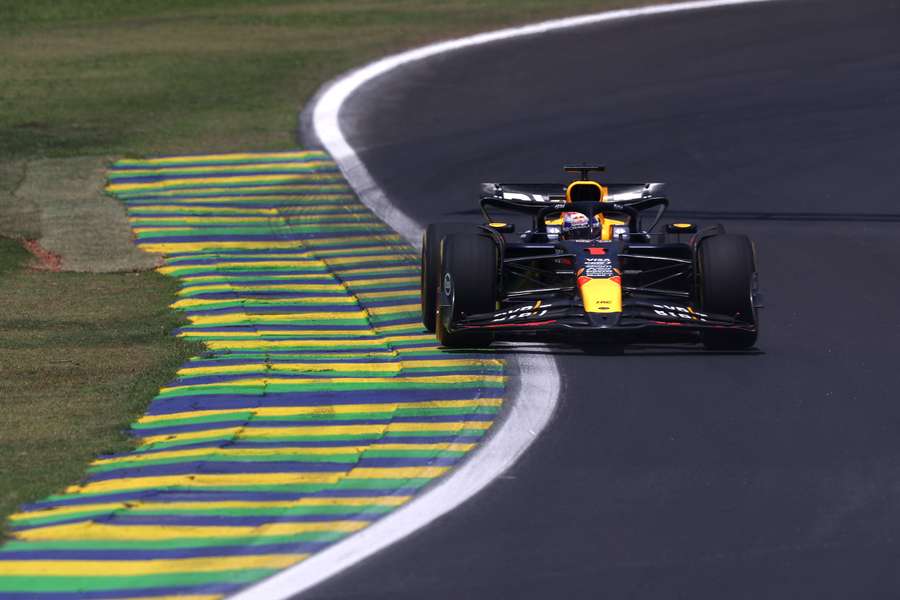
[307,0,900,597]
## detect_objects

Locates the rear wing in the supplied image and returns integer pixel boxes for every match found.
[480,182,667,204]
[479,183,561,204]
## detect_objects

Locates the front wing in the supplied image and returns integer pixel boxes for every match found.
[449,299,756,339]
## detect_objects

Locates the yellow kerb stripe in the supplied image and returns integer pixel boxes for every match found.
[94,442,478,466]
[179,274,335,283]
[116,161,335,176]
[170,298,359,309]
[0,554,306,576]
[142,241,310,253]
[11,496,412,521]
[142,235,400,254]
[138,399,503,424]
[134,205,282,214]
[108,173,341,192]
[118,184,351,196]
[139,422,491,445]
[328,266,416,276]
[177,330,380,339]
[178,284,346,295]
[132,216,275,224]
[161,261,323,274]
[65,467,450,494]
[159,374,503,392]
[115,595,223,600]
[176,359,497,374]
[368,304,420,316]
[115,151,327,165]
[133,224,374,234]
[377,323,426,333]
[179,274,336,283]
[322,254,403,266]
[357,290,418,299]
[16,520,368,541]
[341,276,418,287]
[200,339,391,350]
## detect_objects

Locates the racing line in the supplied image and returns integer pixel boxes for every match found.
[304,0,900,597]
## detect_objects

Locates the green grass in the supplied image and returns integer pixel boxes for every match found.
[0,237,30,274]
[0,238,201,531]
[0,0,657,528]
[0,0,644,161]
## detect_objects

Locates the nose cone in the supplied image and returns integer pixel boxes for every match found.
[587,312,621,328]
[577,275,622,314]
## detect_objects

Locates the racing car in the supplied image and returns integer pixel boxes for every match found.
[421,165,760,350]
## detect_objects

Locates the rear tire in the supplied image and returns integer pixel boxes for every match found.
[697,234,758,350]
[436,233,498,348]
[421,223,473,332]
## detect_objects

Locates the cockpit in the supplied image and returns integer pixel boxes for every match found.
[543,180,630,241]
[478,167,668,244]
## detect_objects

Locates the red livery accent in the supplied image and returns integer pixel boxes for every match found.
[587,247,606,255]
[481,319,559,329]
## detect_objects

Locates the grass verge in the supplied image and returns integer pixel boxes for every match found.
[0,237,201,533]
[0,0,649,160]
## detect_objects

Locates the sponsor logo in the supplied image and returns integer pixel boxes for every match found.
[502,192,548,203]
[652,304,709,322]
[491,302,552,322]
[584,256,614,278]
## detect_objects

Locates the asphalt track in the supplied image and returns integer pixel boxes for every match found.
[305,0,900,597]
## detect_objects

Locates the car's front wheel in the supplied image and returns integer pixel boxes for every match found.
[421,223,473,333]
[436,232,498,348]
[697,233,758,350]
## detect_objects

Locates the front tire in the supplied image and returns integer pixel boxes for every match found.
[697,233,758,350]
[421,223,473,332]
[436,233,498,348]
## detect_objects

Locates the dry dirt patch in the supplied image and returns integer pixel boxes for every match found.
[0,156,158,272]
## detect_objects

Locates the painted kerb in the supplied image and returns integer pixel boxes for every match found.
[0,151,504,599]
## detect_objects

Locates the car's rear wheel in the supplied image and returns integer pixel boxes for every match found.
[421,223,473,332]
[436,232,497,348]
[697,233,758,350]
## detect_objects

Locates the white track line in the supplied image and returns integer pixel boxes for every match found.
[232,0,776,597]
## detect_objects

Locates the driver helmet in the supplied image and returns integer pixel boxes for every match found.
[561,211,599,240]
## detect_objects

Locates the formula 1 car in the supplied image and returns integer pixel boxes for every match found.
[421,165,760,350]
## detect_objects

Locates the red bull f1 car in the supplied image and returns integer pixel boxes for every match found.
[420,166,760,350]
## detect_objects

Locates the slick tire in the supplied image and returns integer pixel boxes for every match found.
[697,233,758,350]
[436,233,497,348]
[421,223,474,332]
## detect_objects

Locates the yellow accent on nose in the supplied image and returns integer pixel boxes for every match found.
[578,278,622,313]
